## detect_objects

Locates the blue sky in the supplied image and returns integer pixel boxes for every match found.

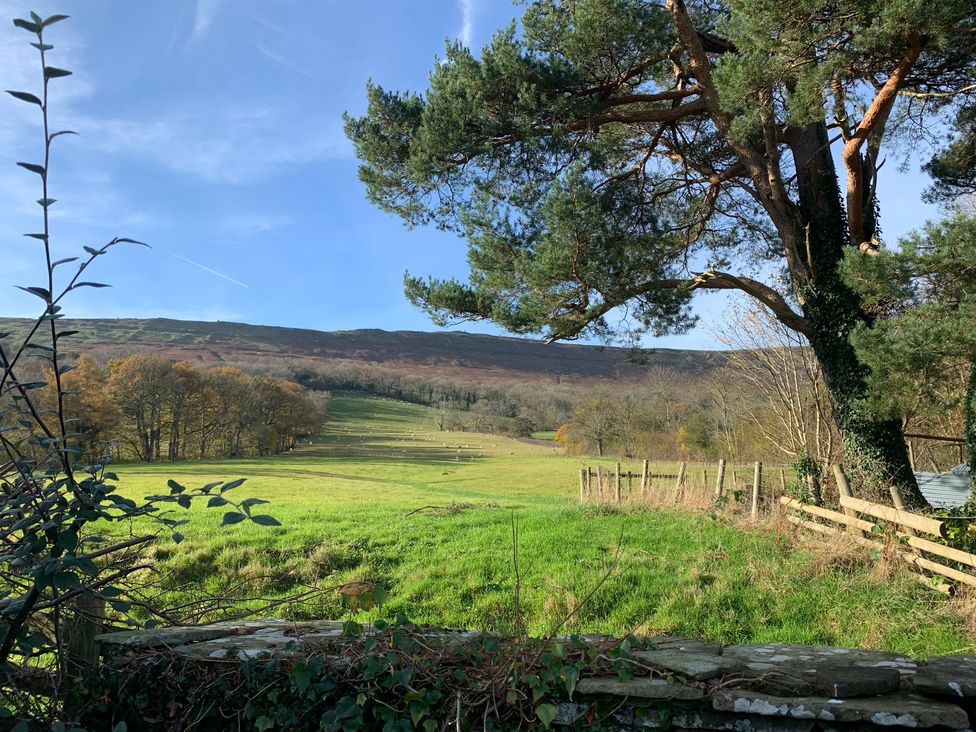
[0,1,942,349]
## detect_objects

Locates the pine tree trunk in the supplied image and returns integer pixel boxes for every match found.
[787,122,927,509]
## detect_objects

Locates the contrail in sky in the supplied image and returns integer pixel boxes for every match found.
[458,0,476,47]
[169,252,250,289]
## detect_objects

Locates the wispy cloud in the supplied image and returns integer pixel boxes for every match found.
[193,0,222,39]
[0,7,93,153]
[83,105,352,184]
[169,252,249,288]
[458,0,477,47]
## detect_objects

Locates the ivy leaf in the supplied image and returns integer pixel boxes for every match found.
[535,704,557,729]
[6,90,41,106]
[206,496,229,508]
[561,665,580,699]
[290,662,314,694]
[37,198,56,207]
[171,532,184,544]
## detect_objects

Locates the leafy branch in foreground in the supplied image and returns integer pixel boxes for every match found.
[0,12,278,724]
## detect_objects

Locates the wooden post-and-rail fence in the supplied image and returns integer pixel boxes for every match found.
[579,459,976,592]
[780,463,976,593]
[579,459,766,518]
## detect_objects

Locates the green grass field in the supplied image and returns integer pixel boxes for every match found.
[116,393,974,657]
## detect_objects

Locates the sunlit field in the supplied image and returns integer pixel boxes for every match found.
[116,393,974,656]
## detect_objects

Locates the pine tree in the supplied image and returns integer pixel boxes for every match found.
[346,0,976,506]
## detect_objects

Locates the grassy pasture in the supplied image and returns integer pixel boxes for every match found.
[116,393,973,656]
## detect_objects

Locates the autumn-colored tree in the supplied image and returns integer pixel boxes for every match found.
[43,355,120,462]
[107,354,174,462]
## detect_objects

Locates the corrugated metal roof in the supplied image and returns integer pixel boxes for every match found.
[915,466,971,508]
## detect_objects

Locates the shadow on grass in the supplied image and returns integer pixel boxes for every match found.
[287,433,491,466]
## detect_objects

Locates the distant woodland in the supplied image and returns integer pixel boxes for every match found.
[292,303,968,475]
[22,354,329,463]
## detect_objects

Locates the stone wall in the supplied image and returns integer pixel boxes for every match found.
[92,620,976,730]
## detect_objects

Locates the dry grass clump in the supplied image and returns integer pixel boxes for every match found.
[650,481,718,510]
[947,587,976,641]
[797,533,872,578]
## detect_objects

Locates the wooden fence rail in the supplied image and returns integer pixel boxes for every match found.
[779,464,976,592]
[577,458,976,593]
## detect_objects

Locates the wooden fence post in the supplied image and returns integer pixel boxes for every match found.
[779,469,787,498]
[614,462,622,503]
[715,459,726,500]
[833,464,863,537]
[675,462,687,497]
[889,484,924,557]
[579,468,586,503]
[66,593,105,676]
[596,466,604,500]
[751,461,762,519]
[640,459,649,495]
[702,468,708,491]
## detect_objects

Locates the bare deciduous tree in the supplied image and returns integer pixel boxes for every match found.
[714,300,841,501]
